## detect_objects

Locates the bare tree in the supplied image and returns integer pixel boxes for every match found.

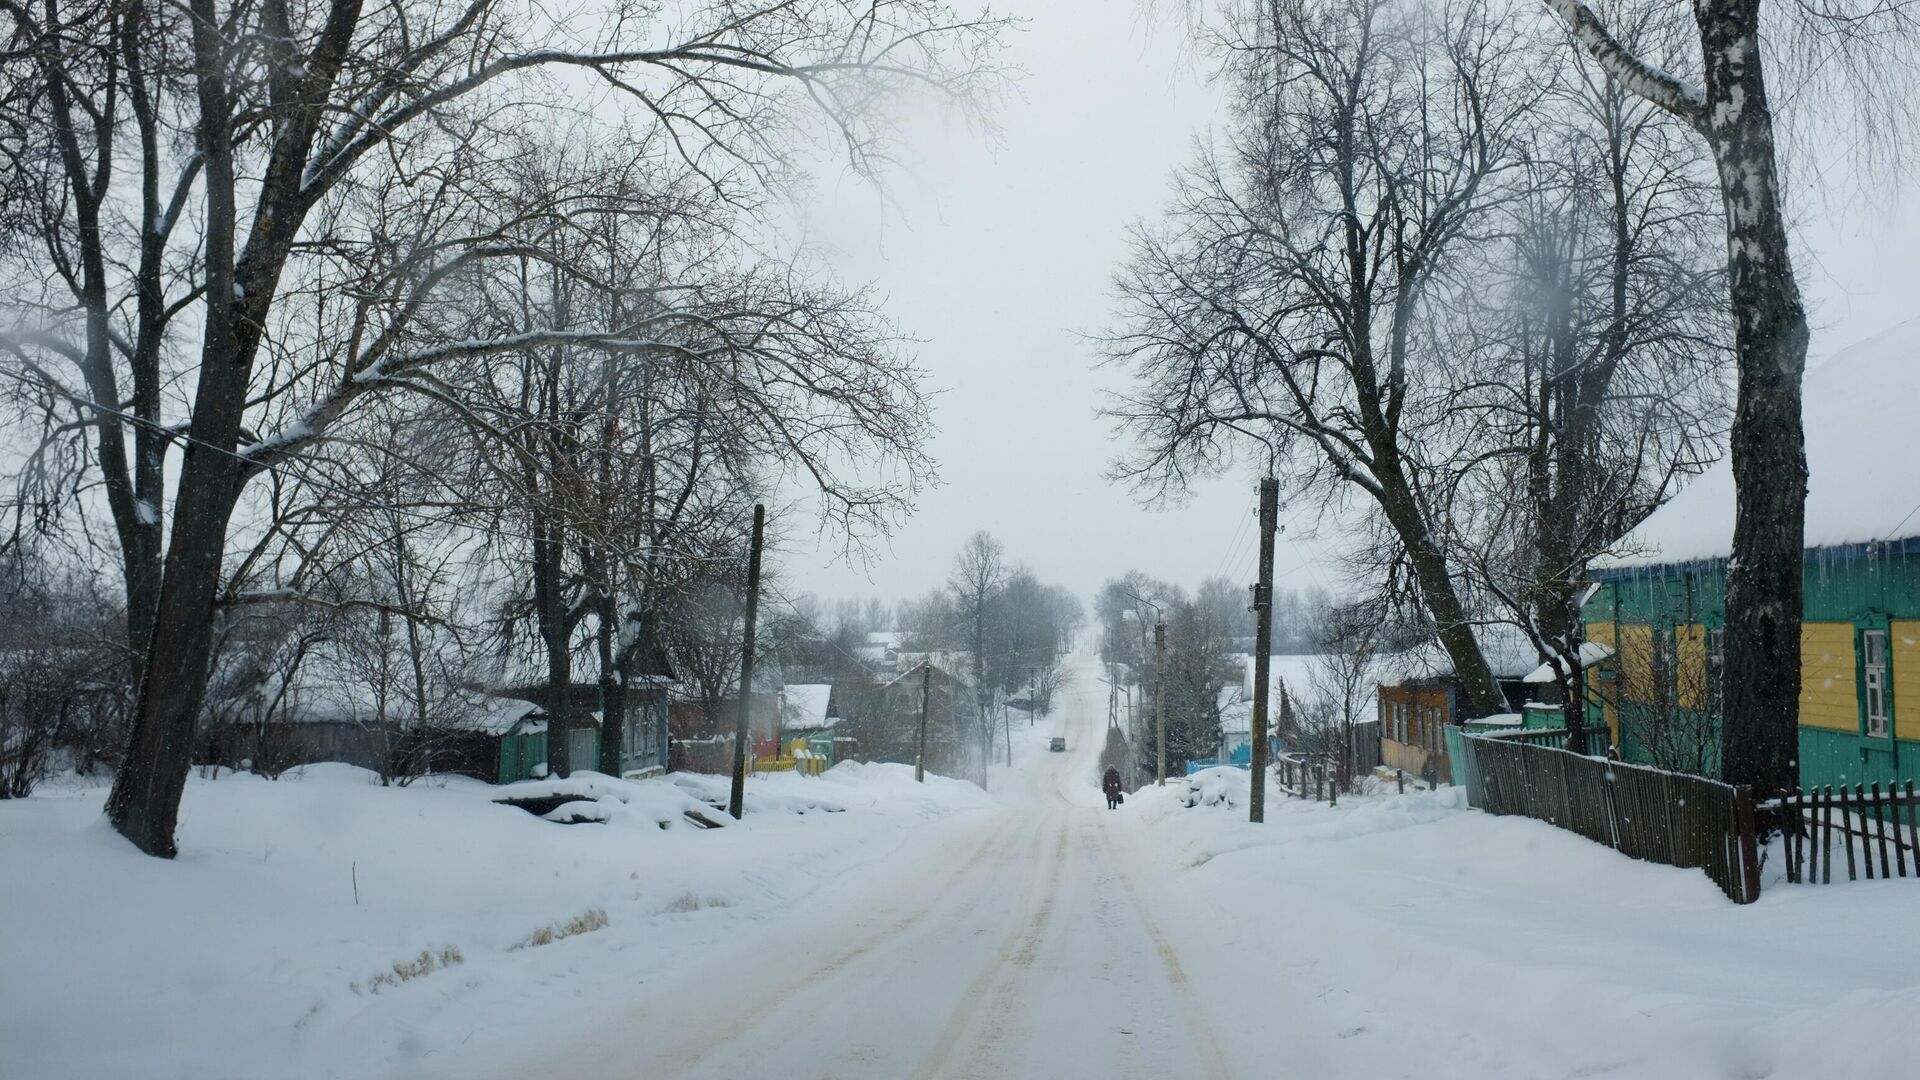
[1105,0,1539,719]
[1439,13,1730,754]
[1029,661,1070,717]
[1303,601,1381,788]
[947,530,1007,783]
[1,0,1005,856]
[1534,0,1920,791]
[1593,622,1720,775]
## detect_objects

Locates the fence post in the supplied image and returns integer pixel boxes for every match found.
[1734,784,1762,904]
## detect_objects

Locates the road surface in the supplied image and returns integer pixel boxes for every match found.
[496,651,1234,1080]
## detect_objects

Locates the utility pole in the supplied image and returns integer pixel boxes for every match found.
[1154,619,1167,785]
[727,504,765,819]
[914,662,931,783]
[1003,699,1012,766]
[1249,477,1279,823]
[977,690,991,791]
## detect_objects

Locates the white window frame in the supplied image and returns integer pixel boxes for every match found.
[1863,629,1890,739]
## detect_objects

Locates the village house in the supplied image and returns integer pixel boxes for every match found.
[1583,319,1920,789]
[1374,629,1537,784]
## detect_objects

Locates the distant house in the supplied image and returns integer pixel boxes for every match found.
[1375,628,1536,783]
[864,658,978,776]
[1584,319,1920,788]
[780,683,835,738]
[197,648,472,778]
[777,682,855,767]
[856,631,906,674]
[487,673,676,783]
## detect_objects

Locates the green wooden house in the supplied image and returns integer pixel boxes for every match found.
[1582,319,1920,789]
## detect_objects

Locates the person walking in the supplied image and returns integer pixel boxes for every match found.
[1103,766,1124,810]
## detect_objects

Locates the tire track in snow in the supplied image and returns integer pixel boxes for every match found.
[904,817,1071,1080]
[1093,818,1234,1080]
[625,811,1037,1079]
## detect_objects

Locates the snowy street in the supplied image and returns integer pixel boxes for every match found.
[463,650,1920,1080]
[475,650,1232,1080]
[14,650,1919,1079]
[8,0,1920,1073]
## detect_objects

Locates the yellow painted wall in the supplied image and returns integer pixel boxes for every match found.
[1799,621,1859,732]
[1677,626,1708,711]
[1587,620,1620,747]
[1616,624,1653,704]
[1893,620,1920,741]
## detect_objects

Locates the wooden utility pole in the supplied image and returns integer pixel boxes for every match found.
[727,504,765,819]
[1250,477,1279,823]
[1154,620,1167,785]
[914,662,931,783]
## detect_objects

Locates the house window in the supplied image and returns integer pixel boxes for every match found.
[1863,630,1890,739]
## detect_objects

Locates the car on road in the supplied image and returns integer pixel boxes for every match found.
[1048,737,1066,752]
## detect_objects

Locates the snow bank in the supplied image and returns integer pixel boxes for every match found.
[1113,774,1920,1079]
[0,763,989,1080]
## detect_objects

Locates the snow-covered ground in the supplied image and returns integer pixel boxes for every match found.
[0,760,990,1080]
[7,650,1918,1079]
[1124,768,1920,1078]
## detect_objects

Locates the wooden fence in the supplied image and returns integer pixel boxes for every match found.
[1275,752,1339,802]
[1450,727,1762,904]
[1348,720,1383,775]
[1771,782,1920,884]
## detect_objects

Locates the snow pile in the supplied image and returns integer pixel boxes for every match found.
[1112,776,1920,1079]
[0,761,989,1080]
[1179,765,1249,808]
[1607,317,1920,567]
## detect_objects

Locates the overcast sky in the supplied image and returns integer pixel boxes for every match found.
[782,0,1920,611]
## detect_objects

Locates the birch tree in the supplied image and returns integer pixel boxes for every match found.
[1534,0,1919,790]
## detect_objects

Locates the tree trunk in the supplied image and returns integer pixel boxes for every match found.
[1373,470,1507,718]
[597,595,634,778]
[103,2,246,855]
[535,513,572,780]
[102,453,246,855]
[1698,0,1808,796]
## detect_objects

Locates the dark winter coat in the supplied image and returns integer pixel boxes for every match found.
[1102,768,1122,796]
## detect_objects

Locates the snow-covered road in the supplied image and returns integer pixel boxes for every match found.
[484,650,1234,1080]
[14,649,1920,1079]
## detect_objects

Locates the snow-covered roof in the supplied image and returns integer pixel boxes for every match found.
[1604,318,1920,569]
[882,652,976,689]
[779,683,834,731]
[1521,642,1615,684]
[864,630,903,647]
[1377,625,1538,686]
[464,694,541,735]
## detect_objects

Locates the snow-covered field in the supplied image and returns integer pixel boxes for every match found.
[0,761,990,1080]
[8,655,1919,1079]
